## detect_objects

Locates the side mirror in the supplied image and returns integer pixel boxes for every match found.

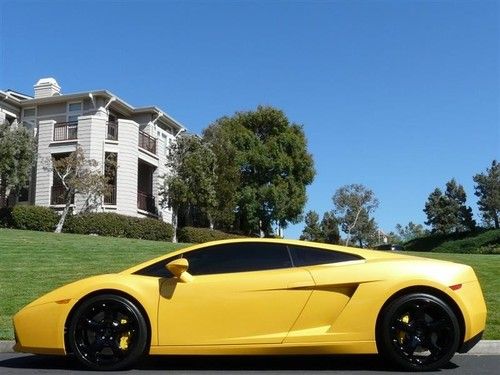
[166,258,193,283]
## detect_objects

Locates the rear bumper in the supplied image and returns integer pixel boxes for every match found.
[458,330,483,353]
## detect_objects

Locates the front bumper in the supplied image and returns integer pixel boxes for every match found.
[13,300,74,355]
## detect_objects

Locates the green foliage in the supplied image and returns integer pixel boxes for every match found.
[395,221,428,242]
[474,160,500,228]
[300,211,322,241]
[203,105,315,236]
[177,226,245,243]
[161,134,218,235]
[424,179,476,234]
[404,229,499,254]
[0,207,13,227]
[0,121,35,204]
[332,184,379,247]
[11,205,58,232]
[320,211,340,244]
[64,213,174,241]
[300,210,340,244]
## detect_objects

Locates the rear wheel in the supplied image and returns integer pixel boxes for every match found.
[67,294,148,371]
[376,293,460,372]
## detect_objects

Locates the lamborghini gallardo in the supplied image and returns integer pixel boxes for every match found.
[13,239,486,371]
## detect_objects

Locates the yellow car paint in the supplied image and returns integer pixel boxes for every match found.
[13,238,486,358]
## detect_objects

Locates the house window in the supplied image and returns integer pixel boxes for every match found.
[22,107,36,133]
[67,102,82,123]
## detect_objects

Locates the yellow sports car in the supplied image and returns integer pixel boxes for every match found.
[13,239,486,371]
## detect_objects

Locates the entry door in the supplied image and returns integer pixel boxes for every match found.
[157,243,314,346]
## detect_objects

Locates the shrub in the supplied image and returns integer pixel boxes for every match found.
[11,205,58,232]
[64,212,174,242]
[404,229,499,254]
[134,217,174,241]
[0,207,13,228]
[177,226,245,243]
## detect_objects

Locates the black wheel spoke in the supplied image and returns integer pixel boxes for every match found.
[70,296,147,370]
[383,295,459,371]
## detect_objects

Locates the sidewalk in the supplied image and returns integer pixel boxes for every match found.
[1,340,499,354]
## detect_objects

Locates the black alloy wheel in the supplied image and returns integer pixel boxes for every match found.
[67,294,148,371]
[377,293,460,372]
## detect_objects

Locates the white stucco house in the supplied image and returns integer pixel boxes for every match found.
[0,78,186,223]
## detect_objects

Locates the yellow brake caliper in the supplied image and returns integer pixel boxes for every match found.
[119,318,131,350]
[399,314,410,343]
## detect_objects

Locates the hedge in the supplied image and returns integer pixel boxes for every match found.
[64,212,174,242]
[11,205,58,232]
[177,226,244,243]
[404,229,500,254]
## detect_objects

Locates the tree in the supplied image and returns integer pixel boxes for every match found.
[45,146,110,233]
[320,211,340,244]
[203,106,315,236]
[300,211,322,241]
[395,221,427,242]
[161,134,217,242]
[332,184,379,247]
[0,121,35,206]
[423,179,475,234]
[473,160,500,228]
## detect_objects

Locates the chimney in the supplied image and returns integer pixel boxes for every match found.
[34,78,61,98]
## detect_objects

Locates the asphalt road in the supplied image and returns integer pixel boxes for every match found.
[0,353,498,374]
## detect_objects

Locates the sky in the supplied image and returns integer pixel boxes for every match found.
[0,0,498,239]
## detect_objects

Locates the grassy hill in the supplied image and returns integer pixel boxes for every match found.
[405,229,500,254]
[0,228,498,341]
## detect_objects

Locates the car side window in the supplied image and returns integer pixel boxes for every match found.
[288,245,363,267]
[183,243,292,275]
[134,255,181,278]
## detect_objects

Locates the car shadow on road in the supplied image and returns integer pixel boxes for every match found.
[0,354,459,372]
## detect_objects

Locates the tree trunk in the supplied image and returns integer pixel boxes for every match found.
[0,174,7,207]
[494,213,499,229]
[55,192,72,233]
[208,213,214,230]
[172,207,178,243]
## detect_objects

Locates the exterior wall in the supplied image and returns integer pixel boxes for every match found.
[131,113,152,127]
[73,115,106,212]
[35,120,58,206]
[115,119,140,217]
[156,136,173,224]
[36,103,66,117]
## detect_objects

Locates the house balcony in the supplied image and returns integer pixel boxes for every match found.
[53,121,78,141]
[137,191,156,214]
[106,121,118,141]
[104,185,117,205]
[138,130,157,154]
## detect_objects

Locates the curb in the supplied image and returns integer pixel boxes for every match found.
[463,340,500,355]
[0,340,499,355]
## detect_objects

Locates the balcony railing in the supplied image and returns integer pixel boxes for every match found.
[137,191,156,213]
[106,121,118,141]
[53,121,78,141]
[104,185,117,205]
[138,131,157,154]
[51,185,74,205]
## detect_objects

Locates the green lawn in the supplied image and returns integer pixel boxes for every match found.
[0,228,185,340]
[0,228,498,341]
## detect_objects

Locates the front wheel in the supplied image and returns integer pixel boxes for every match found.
[67,294,148,371]
[376,293,460,372]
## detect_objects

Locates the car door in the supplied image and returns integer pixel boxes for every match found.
[157,242,314,346]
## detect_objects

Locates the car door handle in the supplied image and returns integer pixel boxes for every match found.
[287,281,314,289]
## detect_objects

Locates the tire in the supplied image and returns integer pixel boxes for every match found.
[376,293,460,372]
[67,294,148,371]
